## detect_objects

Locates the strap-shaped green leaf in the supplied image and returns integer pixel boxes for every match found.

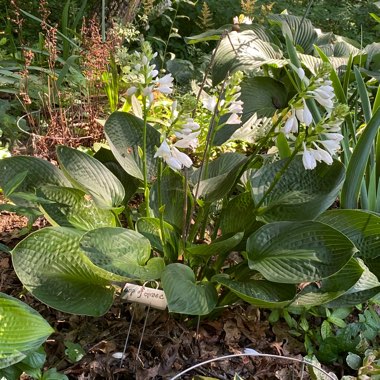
[247,221,357,283]
[80,227,164,281]
[37,186,117,230]
[0,293,53,369]
[104,112,160,182]
[56,146,125,209]
[250,156,345,222]
[341,106,380,208]
[317,209,380,260]
[12,227,114,316]
[213,274,296,308]
[162,263,218,315]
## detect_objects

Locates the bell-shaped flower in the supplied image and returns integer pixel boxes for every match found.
[226,113,241,125]
[126,86,137,96]
[318,138,341,155]
[174,131,200,149]
[171,147,193,169]
[228,100,244,114]
[142,85,154,106]
[154,139,171,160]
[312,142,333,165]
[295,99,313,126]
[283,108,298,134]
[295,67,305,81]
[182,118,200,132]
[302,143,317,170]
[202,95,218,112]
[155,73,174,95]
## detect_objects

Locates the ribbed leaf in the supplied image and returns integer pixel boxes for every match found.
[12,227,114,316]
[0,293,53,369]
[290,258,364,308]
[150,167,192,231]
[268,14,317,54]
[326,259,380,307]
[213,274,296,308]
[250,156,345,222]
[247,221,357,283]
[104,111,160,182]
[298,53,349,75]
[317,209,380,260]
[186,232,243,257]
[80,227,164,281]
[37,186,117,230]
[193,153,247,203]
[212,30,285,85]
[56,146,125,209]
[162,263,218,315]
[0,156,70,205]
[341,106,380,208]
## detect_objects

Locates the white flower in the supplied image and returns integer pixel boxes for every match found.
[155,73,174,95]
[182,118,200,132]
[318,138,341,155]
[295,99,313,126]
[233,16,239,24]
[312,142,333,165]
[126,86,137,96]
[226,113,241,125]
[142,85,154,106]
[154,139,171,160]
[155,140,193,170]
[171,100,178,120]
[283,109,298,134]
[174,131,200,149]
[302,143,317,170]
[171,147,193,168]
[241,16,252,24]
[228,100,244,114]
[202,95,217,112]
[296,67,305,81]
[309,86,334,109]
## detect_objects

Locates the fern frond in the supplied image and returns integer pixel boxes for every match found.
[196,1,214,30]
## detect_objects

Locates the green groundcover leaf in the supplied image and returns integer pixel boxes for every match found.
[56,146,125,209]
[80,227,164,281]
[0,293,53,369]
[12,227,115,316]
[247,221,357,284]
[104,111,160,182]
[250,156,345,222]
[162,263,218,315]
[317,209,380,260]
[37,186,117,230]
[213,274,296,308]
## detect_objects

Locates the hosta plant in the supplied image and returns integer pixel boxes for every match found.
[2,38,380,318]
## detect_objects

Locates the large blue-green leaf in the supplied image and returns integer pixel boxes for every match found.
[192,153,247,203]
[250,157,345,222]
[56,146,125,209]
[290,258,364,308]
[317,209,380,260]
[212,30,286,85]
[213,274,296,308]
[104,111,160,182]
[80,227,164,281]
[0,156,70,205]
[186,232,243,257]
[12,227,114,316]
[36,186,117,230]
[161,263,218,315]
[247,221,357,284]
[150,167,192,231]
[0,293,53,369]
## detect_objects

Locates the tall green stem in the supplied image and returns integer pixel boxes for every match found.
[143,98,150,217]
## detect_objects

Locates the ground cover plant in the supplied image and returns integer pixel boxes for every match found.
[1,1,380,379]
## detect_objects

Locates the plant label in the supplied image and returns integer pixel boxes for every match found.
[121,283,167,310]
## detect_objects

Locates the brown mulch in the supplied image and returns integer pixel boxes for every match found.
[0,198,337,380]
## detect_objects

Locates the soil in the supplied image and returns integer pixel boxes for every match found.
[0,197,338,380]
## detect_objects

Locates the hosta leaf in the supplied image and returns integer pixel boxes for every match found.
[0,293,53,369]
[192,153,247,203]
[162,263,218,315]
[317,209,380,260]
[36,186,117,230]
[212,30,285,85]
[12,227,114,316]
[298,53,350,75]
[56,146,125,209]
[0,156,70,205]
[290,258,364,308]
[213,274,296,308]
[80,227,164,281]
[250,156,345,222]
[104,111,160,182]
[268,14,317,54]
[150,167,192,231]
[186,232,243,257]
[326,259,380,307]
[247,221,357,283]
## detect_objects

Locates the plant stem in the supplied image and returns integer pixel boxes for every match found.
[157,160,168,259]
[143,98,150,217]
